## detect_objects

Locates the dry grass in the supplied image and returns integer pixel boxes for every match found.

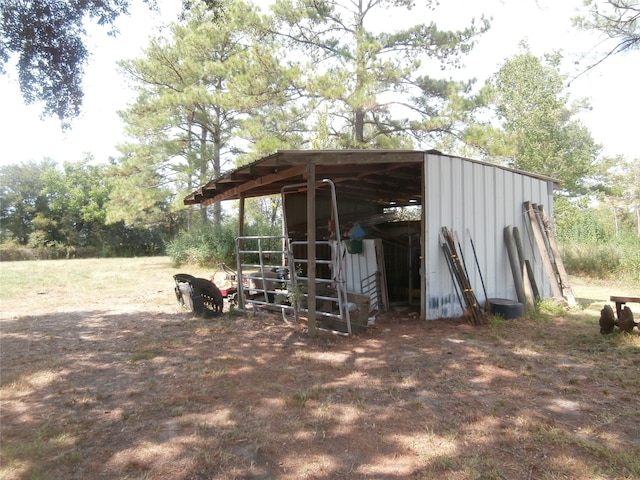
[1,258,639,479]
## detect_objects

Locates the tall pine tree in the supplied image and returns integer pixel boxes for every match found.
[270,0,490,148]
[111,0,296,228]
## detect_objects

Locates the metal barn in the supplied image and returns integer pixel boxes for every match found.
[184,150,558,326]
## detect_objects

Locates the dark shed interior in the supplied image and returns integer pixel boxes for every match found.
[184,150,428,305]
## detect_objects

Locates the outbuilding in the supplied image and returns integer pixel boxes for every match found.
[184,149,561,328]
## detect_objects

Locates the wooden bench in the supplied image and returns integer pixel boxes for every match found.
[610,296,640,321]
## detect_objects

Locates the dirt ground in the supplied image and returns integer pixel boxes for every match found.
[1,259,639,479]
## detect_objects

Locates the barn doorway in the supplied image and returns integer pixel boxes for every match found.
[375,205,422,306]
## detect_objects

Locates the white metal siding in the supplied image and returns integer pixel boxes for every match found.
[423,154,554,319]
[343,239,387,311]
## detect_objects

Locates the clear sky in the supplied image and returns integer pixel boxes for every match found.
[0,0,637,167]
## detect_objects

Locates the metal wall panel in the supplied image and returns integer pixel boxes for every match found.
[343,239,387,312]
[423,154,555,319]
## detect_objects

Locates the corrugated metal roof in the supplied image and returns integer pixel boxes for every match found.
[183,149,558,206]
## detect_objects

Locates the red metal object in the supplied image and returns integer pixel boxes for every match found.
[219,286,237,297]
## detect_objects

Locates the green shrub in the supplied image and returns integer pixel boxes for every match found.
[616,234,640,281]
[554,197,610,245]
[555,197,639,281]
[560,234,640,281]
[167,221,240,267]
[167,218,283,268]
[0,243,100,261]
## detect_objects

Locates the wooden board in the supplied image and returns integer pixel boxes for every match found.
[524,201,563,301]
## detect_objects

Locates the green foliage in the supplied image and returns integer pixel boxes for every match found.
[412,76,488,150]
[0,0,160,125]
[556,195,640,280]
[0,158,167,258]
[554,196,610,245]
[616,234,640,280]
[166,220,238,266]
[38,157,113,247]
[105,154,174,229]
[561,243,618,279]
[536,299,565,316]
[590,156,640,237]
[0,0,227,125]
[488,314,506,336]
[559,232,640,281]
[114,0,302,226]
[271,0,490,147]
[0,159,56,245]
[1,1,91,123]
[477,47,600,195]
[0,243,99,261]
[167,207,283,267]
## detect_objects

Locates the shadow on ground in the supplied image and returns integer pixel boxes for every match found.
[1,306,639,479]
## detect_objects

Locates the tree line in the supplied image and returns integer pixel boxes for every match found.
[1,0,638,275]
[0,157,171,259]
[2,1,637,127]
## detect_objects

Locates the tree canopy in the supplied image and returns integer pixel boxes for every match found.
[107,0,492,231]
[111,0,299,228]
[0,0,221,127]
[270,0,490,148]
[0,159,56,245]
[468,48,601,196]
[0,158,167,255]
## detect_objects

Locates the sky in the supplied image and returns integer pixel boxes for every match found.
[0,0,637,168]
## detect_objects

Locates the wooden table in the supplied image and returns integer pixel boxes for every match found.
[610,296,640,320]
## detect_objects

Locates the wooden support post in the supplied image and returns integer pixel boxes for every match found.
[237,194,246,311]
[504,226,527,305]
[525,260,541,302]
[238,194,245,238]
[306,161,316,337]
[512,226,534,309]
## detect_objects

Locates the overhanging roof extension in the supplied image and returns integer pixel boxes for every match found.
[183,149,557,207]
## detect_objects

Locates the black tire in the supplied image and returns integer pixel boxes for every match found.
[487,298,524,320]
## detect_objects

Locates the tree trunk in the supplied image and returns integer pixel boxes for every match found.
[354,107,365,144]
[353,7,366,146]
[199,124,209,224]
[211,105,223,227]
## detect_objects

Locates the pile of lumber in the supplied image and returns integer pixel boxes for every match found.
[440,227,485,326]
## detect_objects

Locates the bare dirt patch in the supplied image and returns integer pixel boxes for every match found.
[1,259,639,479]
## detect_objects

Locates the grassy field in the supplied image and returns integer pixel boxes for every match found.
[1,257,639,479]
